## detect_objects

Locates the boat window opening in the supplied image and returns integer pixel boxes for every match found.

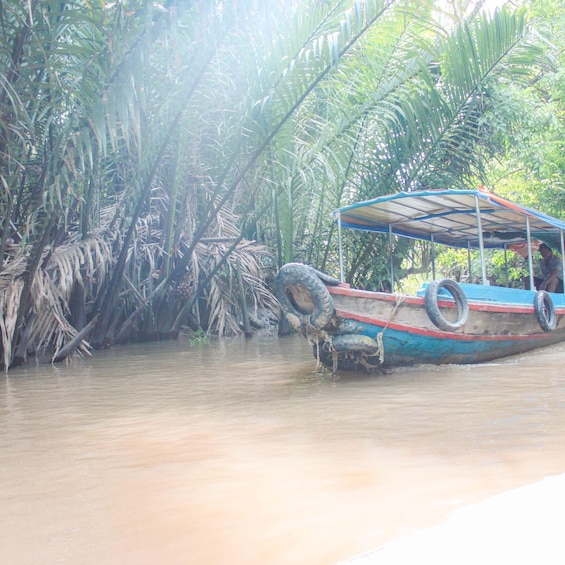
[331,190,565,295]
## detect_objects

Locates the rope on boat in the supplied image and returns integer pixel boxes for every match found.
[306,292,406,371]
[306,330,333,372]
[376,293,406,364]
[376,333,385,364]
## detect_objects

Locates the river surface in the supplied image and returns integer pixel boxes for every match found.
[2,334,565,565]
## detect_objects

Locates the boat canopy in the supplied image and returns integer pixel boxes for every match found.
[332,189,565,249]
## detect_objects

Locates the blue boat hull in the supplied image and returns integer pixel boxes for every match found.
[324,314,564,369]
[275,263,565,372]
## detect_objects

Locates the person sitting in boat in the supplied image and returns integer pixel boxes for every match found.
[535,243,564,293]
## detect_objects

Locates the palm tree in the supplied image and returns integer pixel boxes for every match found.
[0,0,551,369]
[259,4,548,285]
[0,0,283,367]
[0,0,114,367]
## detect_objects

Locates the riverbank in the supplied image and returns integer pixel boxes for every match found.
[339,474,565,564]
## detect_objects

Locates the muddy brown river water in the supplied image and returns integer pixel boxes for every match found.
[2,334,565,565]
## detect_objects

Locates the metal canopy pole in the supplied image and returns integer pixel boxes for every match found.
[559,230,565,292]
[526,217,534,291]
[389,225,394,292]
[337,211,344,283]
[504,245,509,287]
[474,195,487,285]
[431,234,436,280]
[467,242,471,282]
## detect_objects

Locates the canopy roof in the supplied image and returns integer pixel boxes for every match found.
[333,189,565,249]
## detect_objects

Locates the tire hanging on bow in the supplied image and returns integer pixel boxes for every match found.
[274,263,335,330]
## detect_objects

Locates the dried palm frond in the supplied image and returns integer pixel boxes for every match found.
[46,231,114,295]
[0,231,115,368]
[0,278,24,368]
[190,238,278,336]
[29,274,89,362]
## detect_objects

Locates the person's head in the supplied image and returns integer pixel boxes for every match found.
[539,243,553,257]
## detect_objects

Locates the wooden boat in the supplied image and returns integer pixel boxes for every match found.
[274,189,565,372]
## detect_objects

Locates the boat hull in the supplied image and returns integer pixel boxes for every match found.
[275,263,565,372]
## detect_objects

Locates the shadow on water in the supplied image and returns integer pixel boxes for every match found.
[2,334,565,564]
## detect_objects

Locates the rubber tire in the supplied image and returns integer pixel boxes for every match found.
[275,263,335,330]
[313,341,380,373]
[425,279,469,332]
[534,290,556,332]
[309,267,341,287]
[313,342,360,372]
[332,334,379,355]
[280,262,341,286]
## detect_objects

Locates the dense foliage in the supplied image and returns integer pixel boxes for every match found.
[0,0,561,369]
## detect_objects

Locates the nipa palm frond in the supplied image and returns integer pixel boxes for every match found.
[0,231,115,367]
[0,277,24,369]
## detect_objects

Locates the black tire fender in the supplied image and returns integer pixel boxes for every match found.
[425,279,469,332]
[309,267,341,286]
[280,262,341,286]
[274,263,335,330]
[534,290,556,332]
[332,334,379,355]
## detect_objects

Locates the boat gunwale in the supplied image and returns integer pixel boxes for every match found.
[328,284,565,314]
